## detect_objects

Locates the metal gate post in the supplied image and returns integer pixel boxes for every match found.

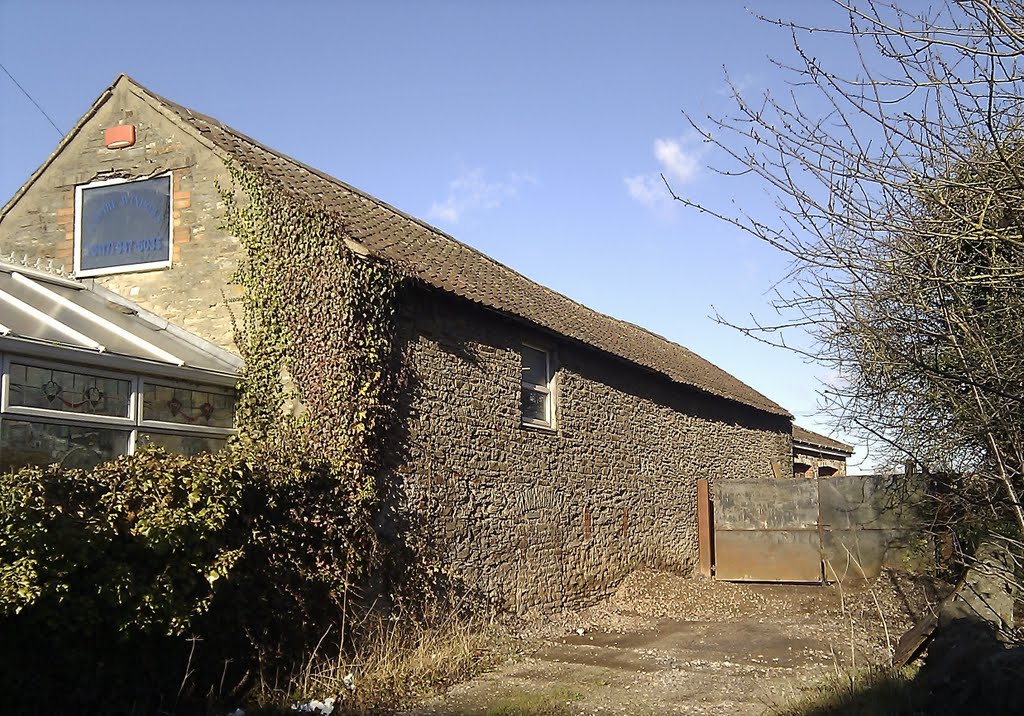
[697,478,713,577]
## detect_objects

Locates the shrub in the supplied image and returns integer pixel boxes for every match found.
[0,446,244,635]
[0,445,384,714]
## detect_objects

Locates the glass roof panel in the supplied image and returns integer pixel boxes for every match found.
[0,266,240,376]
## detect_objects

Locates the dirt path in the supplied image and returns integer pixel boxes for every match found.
[404,570,944,716]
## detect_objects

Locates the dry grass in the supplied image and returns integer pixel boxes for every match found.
[251,602,515,714]
[482,686,584,716]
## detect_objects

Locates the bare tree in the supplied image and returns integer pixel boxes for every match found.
[674,1,1024,535]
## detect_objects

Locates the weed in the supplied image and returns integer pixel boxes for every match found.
[250,601,515,714]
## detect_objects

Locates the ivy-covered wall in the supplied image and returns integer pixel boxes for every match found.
[222,163,403,509]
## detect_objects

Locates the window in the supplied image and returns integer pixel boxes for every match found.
[8,362,131,418]
[137,432,228,457]
[74,173,172,277]
[0,354,236,474]
[521,344,555,427]
[141,381,235,428]
[0,419,129,473]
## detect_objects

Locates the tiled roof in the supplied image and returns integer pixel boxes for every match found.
[793,425,853,454]
[129,76,790,417]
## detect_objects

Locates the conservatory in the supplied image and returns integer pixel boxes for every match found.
[0,261,241,473]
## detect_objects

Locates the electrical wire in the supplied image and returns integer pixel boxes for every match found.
[0,61,63,137]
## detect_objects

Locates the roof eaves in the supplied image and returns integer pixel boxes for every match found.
[793,424,854,454]
[123,77,790,418]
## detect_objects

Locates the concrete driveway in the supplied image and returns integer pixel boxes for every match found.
[405,570,944,716]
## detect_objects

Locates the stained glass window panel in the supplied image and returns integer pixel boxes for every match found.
[7,363,131,417]
[142,383,235,428]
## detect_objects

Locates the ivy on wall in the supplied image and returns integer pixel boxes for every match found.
[221,162,403,506]
[0,164,411,711]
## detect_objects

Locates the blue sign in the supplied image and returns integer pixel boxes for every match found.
[79,175,171,272]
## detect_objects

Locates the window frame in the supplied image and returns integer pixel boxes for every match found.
[139,376,237,435]
[135,429,230,455]
[0,414,134,472]
[73,172,174,278]
[1,354,137,426]
[520,342,556,429]
[0,352,236,472]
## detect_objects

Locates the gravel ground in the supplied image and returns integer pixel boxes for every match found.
[404,570,948,716]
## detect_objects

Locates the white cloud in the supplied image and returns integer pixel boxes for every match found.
[716,72,756,97]
[428,169,534,225]
[625,136,703,209]
[654,138,700,185]
[624,174,666,207]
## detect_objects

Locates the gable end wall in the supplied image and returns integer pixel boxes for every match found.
[0,83,240,352]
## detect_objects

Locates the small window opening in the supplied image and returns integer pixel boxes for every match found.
[521,344,554,427]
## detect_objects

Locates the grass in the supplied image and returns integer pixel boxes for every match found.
[249,601,517,714]
[769,665,928,716]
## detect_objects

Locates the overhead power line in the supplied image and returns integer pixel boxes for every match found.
[0,61,63,137]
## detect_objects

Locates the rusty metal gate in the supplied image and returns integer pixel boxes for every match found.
[712,475,930,583]
[714,478,823,582]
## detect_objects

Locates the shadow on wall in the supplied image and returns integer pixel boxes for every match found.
[379,289,791,614]
[567,346,792,435]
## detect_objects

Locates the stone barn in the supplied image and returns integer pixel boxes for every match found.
[793,424,854,477]
[0,75,799,611]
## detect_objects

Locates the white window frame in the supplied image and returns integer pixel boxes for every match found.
[1,354,136,426]
[0,352,236,471]
[521,342,556,429]
[74,172,174,278]
[0,413,134,467]
[138,376,236,435]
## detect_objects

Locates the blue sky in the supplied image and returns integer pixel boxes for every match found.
[0,0,870,465]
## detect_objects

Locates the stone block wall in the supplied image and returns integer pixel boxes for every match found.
[0,82,241,353]
[398,289,792,613]
[1,81,795,613]
[793,451,848,477]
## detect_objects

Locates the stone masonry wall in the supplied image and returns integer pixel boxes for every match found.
[0,82,240,353]
[793,451,848,477]
[397,290,792,614]
[0,83,795,614]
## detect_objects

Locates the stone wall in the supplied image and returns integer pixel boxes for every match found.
[1,83,794,613]
[0,81,241,353]
[793,450,848,477]
[397,289,792,613]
